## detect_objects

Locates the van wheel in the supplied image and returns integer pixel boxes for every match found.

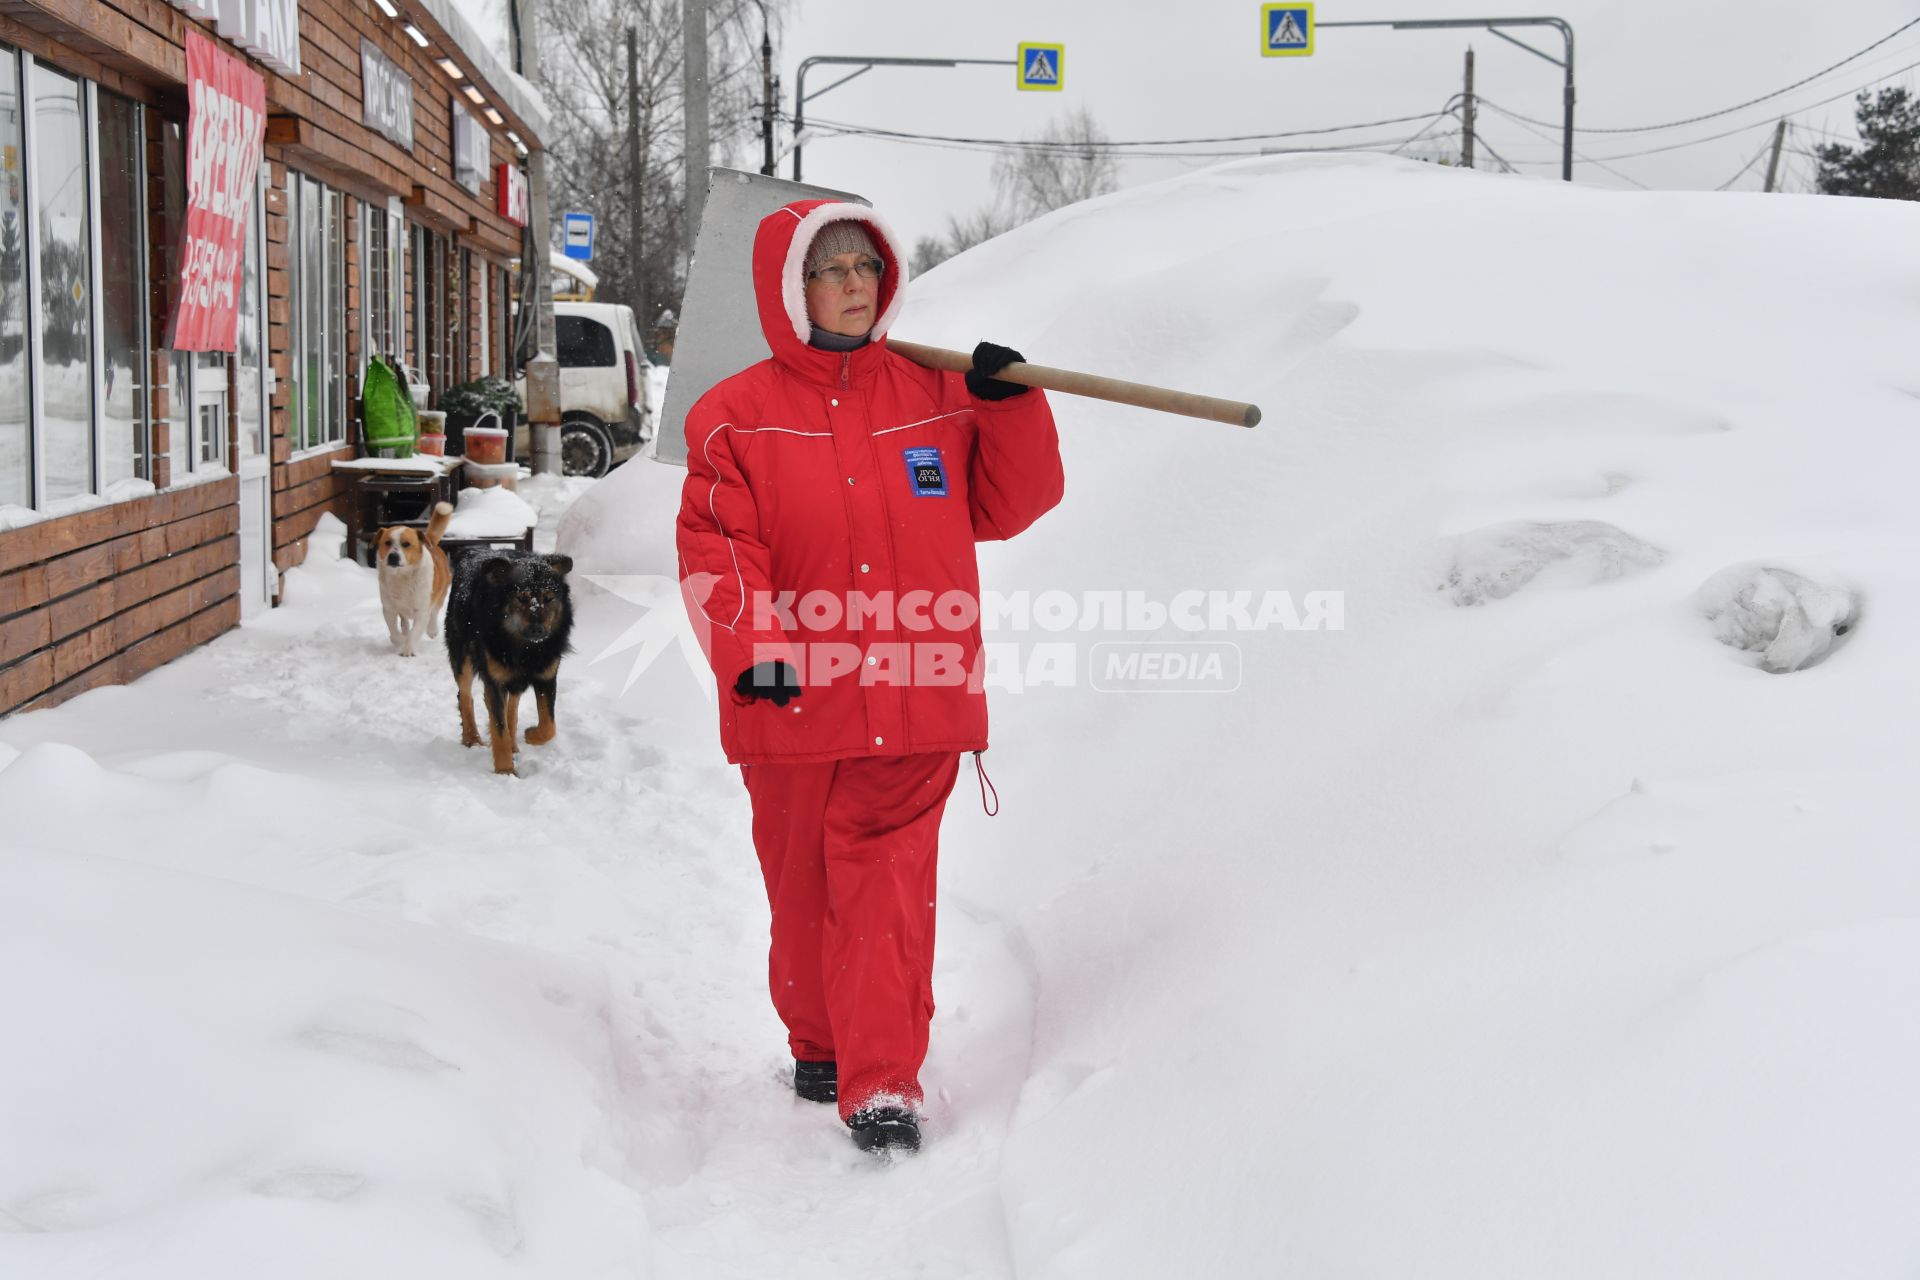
[560,416,613,477]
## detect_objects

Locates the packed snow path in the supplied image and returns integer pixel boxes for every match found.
[0,506,1041,1277]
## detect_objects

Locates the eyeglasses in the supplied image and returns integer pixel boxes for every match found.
[807,257,885,285]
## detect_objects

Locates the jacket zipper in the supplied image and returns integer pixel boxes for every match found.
[840,353,851,391]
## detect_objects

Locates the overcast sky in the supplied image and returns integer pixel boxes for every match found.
[457,0,1920,251]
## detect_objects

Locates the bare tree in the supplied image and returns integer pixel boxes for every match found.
[916,108,1118,274]
[991,106,1119,222]
[535,0,779,344]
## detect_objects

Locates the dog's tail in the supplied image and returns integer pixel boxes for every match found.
[425,501,454,546]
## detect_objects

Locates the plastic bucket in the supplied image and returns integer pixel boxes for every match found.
[464,427,509,465]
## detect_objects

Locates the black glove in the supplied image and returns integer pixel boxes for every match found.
[965,341,1030,402]
[735,661,802,707]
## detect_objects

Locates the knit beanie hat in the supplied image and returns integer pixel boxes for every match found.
[804,220,880,277]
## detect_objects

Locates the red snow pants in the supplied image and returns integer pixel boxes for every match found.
[741,750,963,1122]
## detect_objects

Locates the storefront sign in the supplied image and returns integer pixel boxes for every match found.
[213,0,301,75]
[171,29,267,352]
[452,104,488,195]
[497,161,528,226]
[360,39,414,149]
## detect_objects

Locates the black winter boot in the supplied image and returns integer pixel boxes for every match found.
[847,1105,921,1154]
[793,1059,837,1103]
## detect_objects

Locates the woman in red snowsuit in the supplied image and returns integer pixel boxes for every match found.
[676,200,1064,1152]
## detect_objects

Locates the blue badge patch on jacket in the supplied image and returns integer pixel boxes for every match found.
[903,447,948,497]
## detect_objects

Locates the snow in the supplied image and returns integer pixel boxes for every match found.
[8,154,1920,1276]
[445,486,538,539]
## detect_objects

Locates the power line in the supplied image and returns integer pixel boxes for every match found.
[1471,131,1519,175]
[793,109,1466,164]
[1494,55,1920,165]
[1389,111,1459,157]
[779,107,1450,150]
[1713,134,1774,190]
[1492,16,1920,133]
[1476,101,1651,188]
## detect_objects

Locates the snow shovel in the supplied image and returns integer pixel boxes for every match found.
[888,338,1262,429]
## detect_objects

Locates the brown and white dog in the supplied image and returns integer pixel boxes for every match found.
[375,501,453,657]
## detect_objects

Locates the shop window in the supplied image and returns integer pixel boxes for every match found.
[235,166,265,460]
[325,187,344,440]
[98,90,146,488]
[362,198,404,368]
[160,120,193,481]
[499,265,513,378]
[449,247,465,386]
[30,61,93,504]
[290,171,347,452]
[0,52,27,509]
[0,50,159,511]
[411,224,449,399]
[195,349,227,468]
[476,259,490,378]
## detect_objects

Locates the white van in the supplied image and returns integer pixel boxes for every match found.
[538,301,655,476]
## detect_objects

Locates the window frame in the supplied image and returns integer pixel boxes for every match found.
[289,169,349,458]
[95,86,150,487]
[84,76,107,492]
[20,50,45,507]
[235,162,268,460]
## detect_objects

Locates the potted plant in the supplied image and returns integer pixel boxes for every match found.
[439,377,523,459]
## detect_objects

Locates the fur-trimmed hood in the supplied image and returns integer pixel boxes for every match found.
[751,199,909,388]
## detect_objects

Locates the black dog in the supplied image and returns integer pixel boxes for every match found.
[444,551,575,775]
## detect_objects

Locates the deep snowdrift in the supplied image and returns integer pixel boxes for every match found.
[9,154,1920,1277]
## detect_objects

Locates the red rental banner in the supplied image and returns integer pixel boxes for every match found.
[171,29,267,352]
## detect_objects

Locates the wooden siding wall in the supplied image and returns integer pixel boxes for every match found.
[0,481,242,714]
[0,0,533,716]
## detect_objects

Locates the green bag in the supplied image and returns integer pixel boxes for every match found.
[361,356,418,458]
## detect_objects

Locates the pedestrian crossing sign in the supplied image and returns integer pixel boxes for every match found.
[1018,42,1064,91]
[1261,3,1314,57]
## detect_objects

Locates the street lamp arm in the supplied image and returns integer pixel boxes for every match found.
[791,55,1016,182]
[803,64,875,105]
[1485,26,1564,69]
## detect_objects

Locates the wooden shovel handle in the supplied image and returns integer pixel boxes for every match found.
[887,338,1262,429]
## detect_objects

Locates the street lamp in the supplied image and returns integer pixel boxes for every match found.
[791,55,1016,182]
[1318,16,1576,181]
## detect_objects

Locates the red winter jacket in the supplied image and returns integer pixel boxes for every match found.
[676,199,1065,765]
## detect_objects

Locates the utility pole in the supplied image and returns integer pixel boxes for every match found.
[1763,118,1787,193]
[747,0,774,175]
[514,0,560,474]
[628,27,645,328]
[1461,46,1476,169]
[683,0,710,272]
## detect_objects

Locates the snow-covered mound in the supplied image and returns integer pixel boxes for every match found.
[9,155,1920,1277]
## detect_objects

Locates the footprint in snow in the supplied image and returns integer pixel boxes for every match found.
[1442,520,1665,606]
[299,1026,461,1073]
[250,1166,366,1202]
[452,1192,524,1258]
[1695,562,1859,673]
